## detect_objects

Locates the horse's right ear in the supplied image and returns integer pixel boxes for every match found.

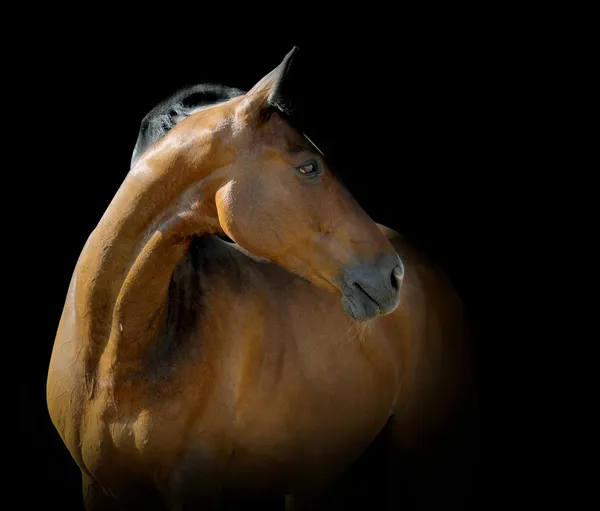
[237,46,301,124]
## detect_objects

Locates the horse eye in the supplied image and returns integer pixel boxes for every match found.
[296,162,317,175]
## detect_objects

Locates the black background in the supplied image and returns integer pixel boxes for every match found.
[16,20,528,510]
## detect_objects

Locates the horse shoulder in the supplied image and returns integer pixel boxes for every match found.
[47,266,88,471]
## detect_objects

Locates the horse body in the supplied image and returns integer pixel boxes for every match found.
[47,48,473,509]
[49,233,463,508]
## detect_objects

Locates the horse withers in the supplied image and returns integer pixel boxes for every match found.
[47,47,475,510]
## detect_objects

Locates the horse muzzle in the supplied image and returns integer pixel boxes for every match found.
[338,254,404,321]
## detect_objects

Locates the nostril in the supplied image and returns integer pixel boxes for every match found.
[391,265,403,290]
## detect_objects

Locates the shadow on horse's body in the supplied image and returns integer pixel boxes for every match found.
[47,48,477,510]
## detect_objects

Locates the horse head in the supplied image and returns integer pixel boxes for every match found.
[133,47,404,321]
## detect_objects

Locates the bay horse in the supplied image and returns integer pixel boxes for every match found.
[47,47,476,510]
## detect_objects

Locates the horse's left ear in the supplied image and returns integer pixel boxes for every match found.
[239,46,301,122]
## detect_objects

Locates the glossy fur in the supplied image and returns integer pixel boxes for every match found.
[47,48,474,510]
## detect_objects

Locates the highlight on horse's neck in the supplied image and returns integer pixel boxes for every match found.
[76,114,233,387]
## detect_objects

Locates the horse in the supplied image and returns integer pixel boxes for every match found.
[47,47,476,510]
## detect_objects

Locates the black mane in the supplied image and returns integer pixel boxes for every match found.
[130,83,245,168]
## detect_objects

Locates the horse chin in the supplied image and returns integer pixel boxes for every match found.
[341,294,381,322]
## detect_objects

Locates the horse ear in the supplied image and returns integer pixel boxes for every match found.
[266,46,301,116]
[239,46,301,121]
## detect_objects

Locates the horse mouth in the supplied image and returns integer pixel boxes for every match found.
[341,283,382,321]
[353,283,382,314]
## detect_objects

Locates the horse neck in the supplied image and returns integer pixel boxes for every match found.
[76,145,228,389]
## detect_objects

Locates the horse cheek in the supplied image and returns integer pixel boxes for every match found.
[214,180,240,241]
[215,180,268,252]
